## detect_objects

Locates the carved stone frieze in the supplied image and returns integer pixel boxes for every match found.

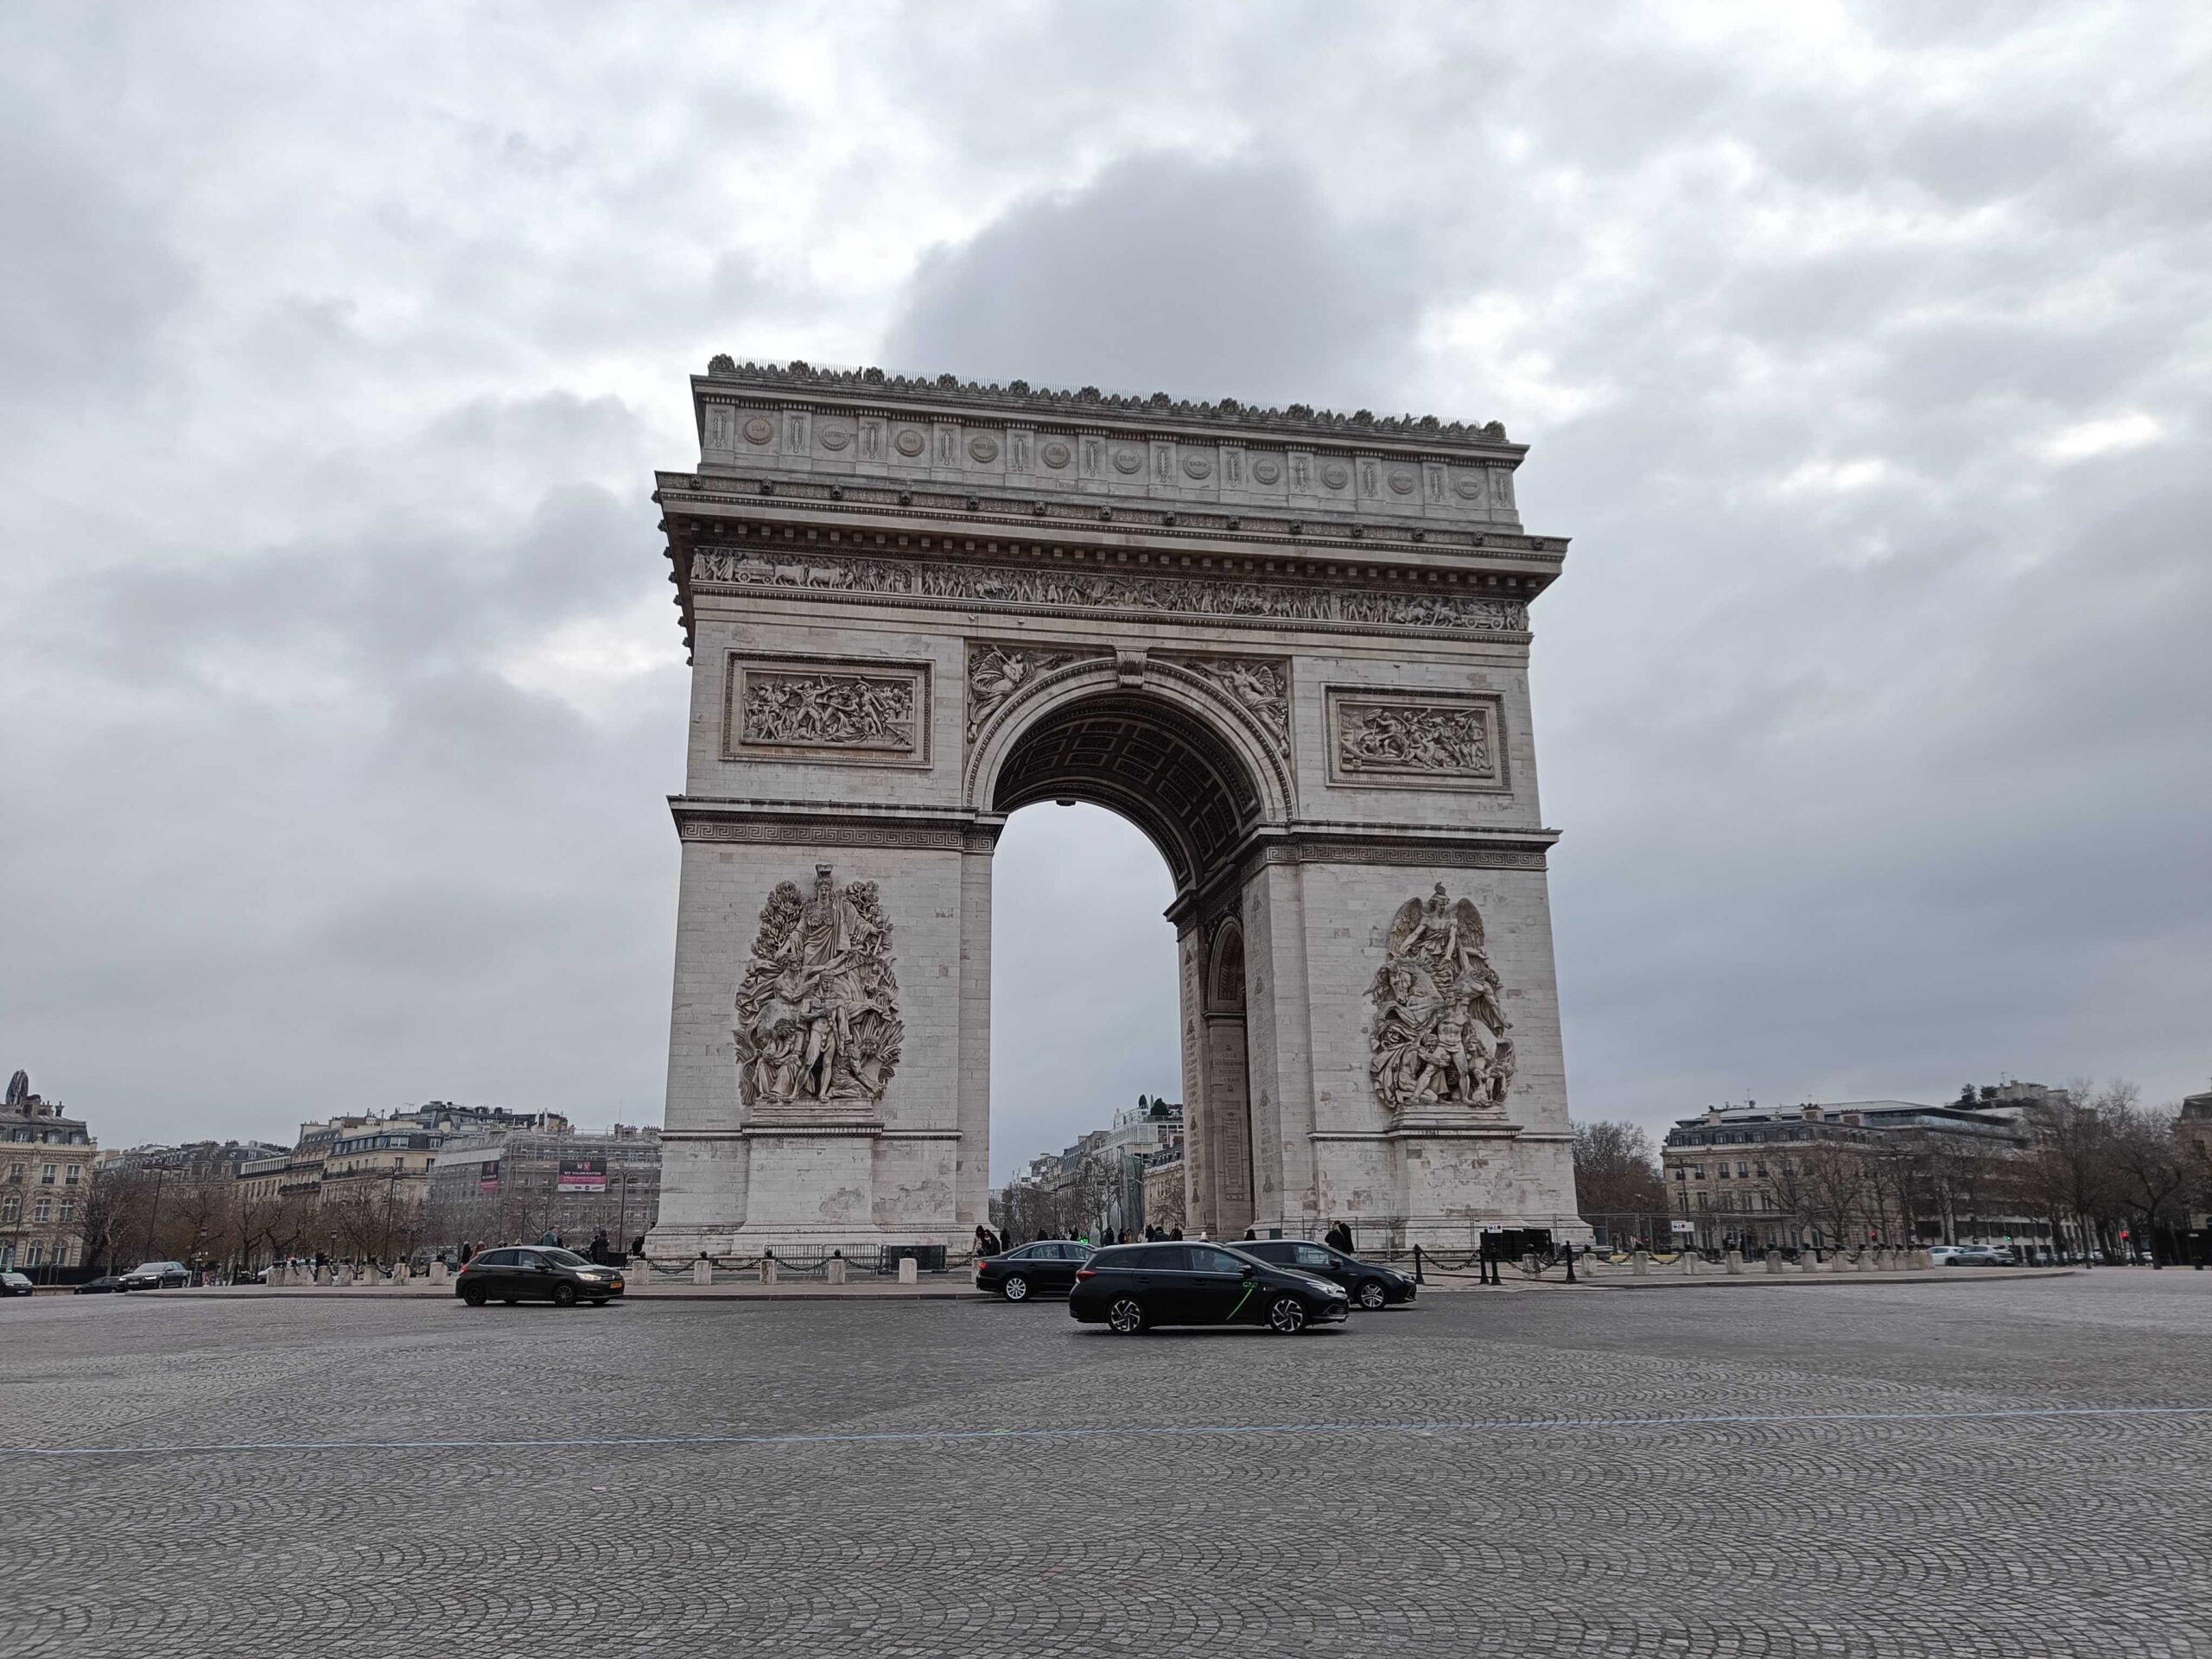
[724,654,931,766]
[1327,689,1507,791]
[734,866,904,1115]
[1166,655,1290,755]
[1369,885,1516,1116]
[965,643,1103,742]
[692,549,1529,638]
[742,671,916,753]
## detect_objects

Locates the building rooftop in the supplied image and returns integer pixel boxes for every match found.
[700,358,1516,452]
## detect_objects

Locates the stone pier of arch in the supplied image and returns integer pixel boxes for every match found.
[645,359,1589,1257]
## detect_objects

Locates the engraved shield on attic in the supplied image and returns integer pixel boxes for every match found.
[734,866,905,1117]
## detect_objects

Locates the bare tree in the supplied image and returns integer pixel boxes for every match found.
[2107,1100,2189,1267]
[1799,1141,1873,1254]
[2025,1082,2129,1263]
[1760,1152,1815,1250]
[1572,1121,1669,1218]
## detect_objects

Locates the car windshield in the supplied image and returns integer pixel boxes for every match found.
[130,1262,168,1274]
[539,1248,588,1267]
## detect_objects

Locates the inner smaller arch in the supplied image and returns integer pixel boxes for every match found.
[990,693,1262,894]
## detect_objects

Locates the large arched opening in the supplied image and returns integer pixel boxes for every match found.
[975,676,1277,1238]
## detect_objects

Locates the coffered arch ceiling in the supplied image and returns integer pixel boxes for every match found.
[989,693,1264,895]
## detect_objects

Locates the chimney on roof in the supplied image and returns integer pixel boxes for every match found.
[1704,1108,1724,1124]
[1801,1103,1822,1122]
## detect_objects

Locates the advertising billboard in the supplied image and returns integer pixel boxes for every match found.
[557,1156,608,1194]
[477,1160,500,1195]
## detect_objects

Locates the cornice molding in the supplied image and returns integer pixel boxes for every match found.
[700,356,1521,455]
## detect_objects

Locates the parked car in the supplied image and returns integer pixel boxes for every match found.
[118,1261,192,1291]
[975,1240,1094,1301]
[73,1274,122,1294]
[1,1270,33,1297]
[454,1245,623,1307]
[1229,1238,1416,1310]
[1070,1242,1350,1335]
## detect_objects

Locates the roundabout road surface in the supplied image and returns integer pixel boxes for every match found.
[3,1272,2207,1657]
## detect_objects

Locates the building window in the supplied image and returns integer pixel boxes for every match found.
[41,1165,57,1185]
[0,1196,16,1223]
[1674,1168,1686,1181]
[33,1198,52,1224]
[60,1200,75,1223]
[64,1164,79,1184]
[26,1243,42,1267]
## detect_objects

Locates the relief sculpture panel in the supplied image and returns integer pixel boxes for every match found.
[724,656,931,766]
[1369,885,1516,1115]
[734,866,904,1115]
[1166,656,1291,755]
[1327,689,1506,791]
[965,643,1103,743]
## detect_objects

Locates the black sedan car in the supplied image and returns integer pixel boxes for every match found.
[1070,1242,1350,1334]
[118,1260,191,1291]
[73,1274,122,1294]
[454,1246,623,1307]
[1229,1238,1416,1310]
[975,1240,1094,1301]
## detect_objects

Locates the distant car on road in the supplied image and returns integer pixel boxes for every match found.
[1,1270,32,1297]
[1070,1242,1350,1335]
[975,1240,1094,1301]
[118,1261,191,1291]
[1229,1238,1417,1310]
[1936,1244,2015,1268]
[454,1246,622,1307]
[73,1274,123,1294]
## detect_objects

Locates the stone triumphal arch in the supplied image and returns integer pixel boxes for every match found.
[646,358,1586,1255]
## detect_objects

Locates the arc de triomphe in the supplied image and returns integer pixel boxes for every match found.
[646,358,1586,1255]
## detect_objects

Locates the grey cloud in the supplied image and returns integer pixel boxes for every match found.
[3,1,2208,1171]
[882,152,1422,408]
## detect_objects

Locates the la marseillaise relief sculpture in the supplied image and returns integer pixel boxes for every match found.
[645,359,1586,1255]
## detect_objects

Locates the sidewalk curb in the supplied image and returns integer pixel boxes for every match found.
[1571,1267,2080,1292]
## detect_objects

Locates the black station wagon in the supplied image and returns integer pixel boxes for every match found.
[1069,1242,1349,1334]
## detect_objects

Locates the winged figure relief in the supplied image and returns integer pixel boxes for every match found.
[1369,884,1516,1113]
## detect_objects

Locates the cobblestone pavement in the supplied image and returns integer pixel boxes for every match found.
[3,1274,2208,1657]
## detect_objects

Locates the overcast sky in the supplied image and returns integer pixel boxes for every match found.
[3,3,2207,1178]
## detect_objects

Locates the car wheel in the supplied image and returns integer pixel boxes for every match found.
[1107,1297,1147,1334]
[461,1286,487,1307]
[1267,1296,1308,1335]
[1002,1274,1031,1302]
[551,1282,578,1307]
[1357,1281,1389,1311]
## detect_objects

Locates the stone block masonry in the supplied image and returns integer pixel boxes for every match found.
[647,359,1586,1256]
